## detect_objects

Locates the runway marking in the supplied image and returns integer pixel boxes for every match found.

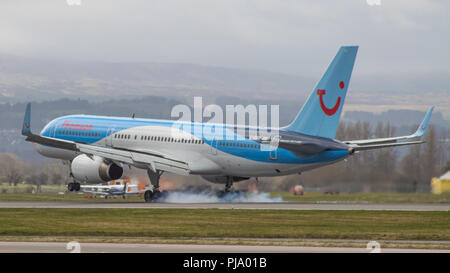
[0,202,448,211]
[0,241,449,253]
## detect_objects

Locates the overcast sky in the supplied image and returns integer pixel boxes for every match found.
[0,0,449,77]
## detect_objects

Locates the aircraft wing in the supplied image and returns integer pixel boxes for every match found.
[276,141,332,155]
[255,135,348,156]
[21,103,190,176]
[344,106,434,152]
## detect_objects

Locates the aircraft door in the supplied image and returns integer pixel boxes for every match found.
[51,124,58,137]
[210,137,218,155]
[268,136,279,161]
[106,128,114,147]
[269,148,278,161]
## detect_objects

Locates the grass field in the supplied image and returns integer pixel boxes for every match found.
[0,209,448,241]
[0,182,65,194]
[271,192,450,204]
[1,191,450,203]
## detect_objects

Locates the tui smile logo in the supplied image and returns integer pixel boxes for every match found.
[317,81,344,116]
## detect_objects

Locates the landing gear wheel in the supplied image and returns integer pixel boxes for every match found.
[216,190,226,198]
[161,190,169,199]
[67,183,74,192]
[152,190,162,201]
[144,190,153,203]
[74,183,80,191]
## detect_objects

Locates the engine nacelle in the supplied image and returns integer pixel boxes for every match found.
[201,175,249,184]
[71,154,123,183]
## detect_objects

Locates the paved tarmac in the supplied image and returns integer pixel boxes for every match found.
[0,241,448,253]
[0,201,448,211]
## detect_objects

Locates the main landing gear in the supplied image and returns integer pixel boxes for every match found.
[67,182,80,192]
[216,176,234,198]
[144,169,168,203]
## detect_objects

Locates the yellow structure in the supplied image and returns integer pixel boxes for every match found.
[431,171,450,194]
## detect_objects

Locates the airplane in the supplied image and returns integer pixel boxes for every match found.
[21,46,434,202]
[80,182,144,199]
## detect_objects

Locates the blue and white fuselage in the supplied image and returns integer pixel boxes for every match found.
[37,115,351,177]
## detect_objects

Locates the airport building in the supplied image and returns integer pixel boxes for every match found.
[431,171,450,194]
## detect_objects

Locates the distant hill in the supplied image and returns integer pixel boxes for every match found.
[343,109,450,136]
[1,53,449,119]
[0,53,313,103]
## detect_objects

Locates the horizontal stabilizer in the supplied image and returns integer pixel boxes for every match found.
[345,106,434,151]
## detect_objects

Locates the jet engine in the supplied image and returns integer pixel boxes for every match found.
[201,175,249,184]
[71,154,123,183]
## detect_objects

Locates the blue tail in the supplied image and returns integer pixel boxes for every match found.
[285,46,358,139]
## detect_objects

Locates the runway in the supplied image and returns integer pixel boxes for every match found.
[0,241,448,253]
[0,201,449,211]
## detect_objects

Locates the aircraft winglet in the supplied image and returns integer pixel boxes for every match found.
[22,103,32,136]
[412,106,434,137]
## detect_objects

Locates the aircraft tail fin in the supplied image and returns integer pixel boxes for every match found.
[22,103,32,136]
[285,46,358,139]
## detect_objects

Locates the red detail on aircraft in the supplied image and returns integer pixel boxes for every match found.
[61,120,93,130]
[317,89,341,116]
[24,123,30,129]
[339,81,345,89]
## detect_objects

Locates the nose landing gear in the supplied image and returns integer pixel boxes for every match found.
[67,182,80,192]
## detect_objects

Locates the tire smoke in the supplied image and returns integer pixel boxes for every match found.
[158,189,284,203]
